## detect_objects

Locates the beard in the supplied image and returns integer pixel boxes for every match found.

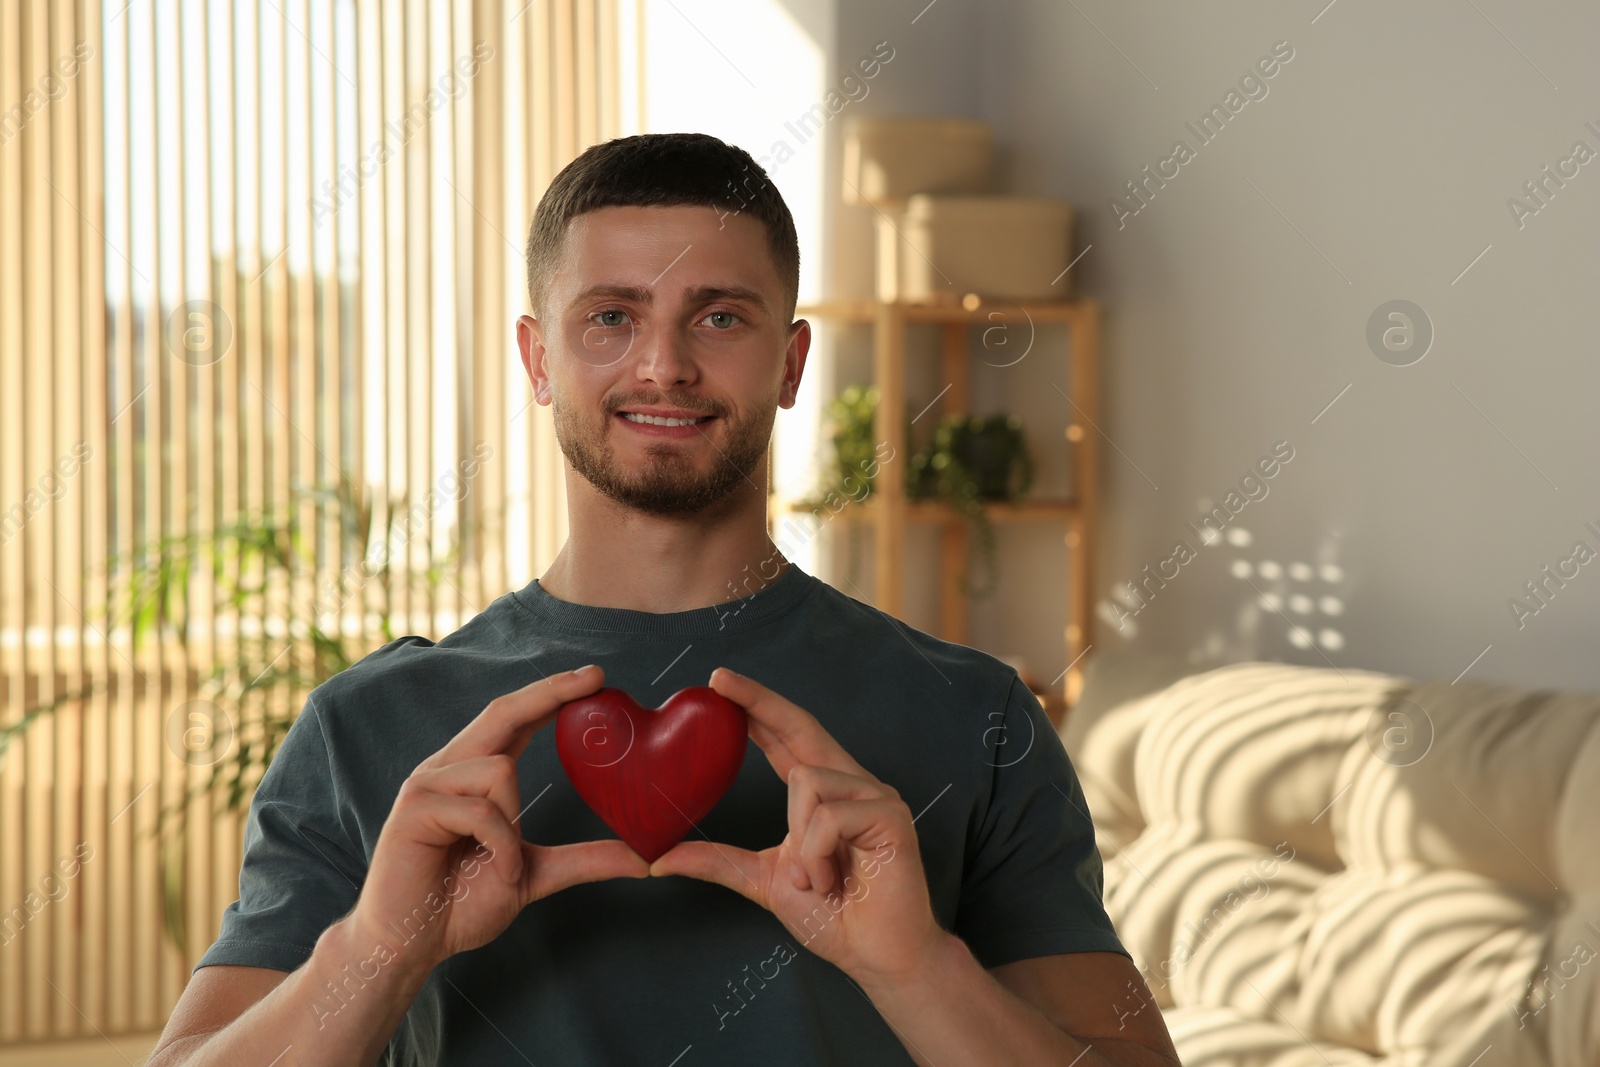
[553,389,774,516]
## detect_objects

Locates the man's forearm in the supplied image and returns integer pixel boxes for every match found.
[858,932,1174,1067]
[153,916,435,1067]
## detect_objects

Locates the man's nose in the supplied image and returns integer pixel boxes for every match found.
[635,325,699,389]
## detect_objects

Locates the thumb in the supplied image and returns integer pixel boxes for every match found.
[649,840,764,902]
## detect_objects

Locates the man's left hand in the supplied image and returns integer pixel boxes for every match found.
[649,667,949,986]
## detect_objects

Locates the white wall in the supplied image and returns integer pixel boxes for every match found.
[823,0,1600,691]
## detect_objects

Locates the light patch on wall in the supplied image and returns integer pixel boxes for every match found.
[1226,530,1348,656]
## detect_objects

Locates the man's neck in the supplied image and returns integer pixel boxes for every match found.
[537,479,788,615]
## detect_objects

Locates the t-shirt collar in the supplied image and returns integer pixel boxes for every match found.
[513,558,816,637]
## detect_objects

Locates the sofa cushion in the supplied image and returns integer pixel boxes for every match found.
[1075,659,1600,1067]
[1131,664,1406,871]
[1161,1005,1376,1067]
[1333,678,1600,903]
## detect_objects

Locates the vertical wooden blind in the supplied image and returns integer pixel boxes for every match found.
[0,0,621,1043]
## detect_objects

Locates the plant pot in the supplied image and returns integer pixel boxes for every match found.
[927,415,1031,501]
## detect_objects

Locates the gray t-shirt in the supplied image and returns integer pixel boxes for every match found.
[196,561,1126,1065]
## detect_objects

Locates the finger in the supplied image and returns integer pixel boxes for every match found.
[646,840,766,906]
[426,664,604,768]
[786,765,891,893]
[711,667,869,779]
[524,839,650,902]
[797,798,906,898]
[408,754,522,828]
[747,717,800,783]
[395,790,527,887]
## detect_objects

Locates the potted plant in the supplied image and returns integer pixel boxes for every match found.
[803,385,1035,600]
[908,413,1034,598]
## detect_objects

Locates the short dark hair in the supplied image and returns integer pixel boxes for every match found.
[525,132,800,322]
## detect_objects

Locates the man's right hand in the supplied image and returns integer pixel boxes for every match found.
[344,663,648,975]
[150,664,648,1067]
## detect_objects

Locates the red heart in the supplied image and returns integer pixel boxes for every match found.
[555,686,748,862]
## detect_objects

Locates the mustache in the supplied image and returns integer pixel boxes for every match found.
[607,394,726,419]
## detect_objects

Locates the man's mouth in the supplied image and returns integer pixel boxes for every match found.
[618,412,715,428]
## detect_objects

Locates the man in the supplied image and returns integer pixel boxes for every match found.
[150,133,1179,1066]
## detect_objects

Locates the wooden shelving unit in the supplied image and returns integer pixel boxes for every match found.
[770,296,1102,712]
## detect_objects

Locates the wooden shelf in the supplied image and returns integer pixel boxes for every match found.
[776,296,1101,709]
[796,298,1093,326]
[772,495,1080,525]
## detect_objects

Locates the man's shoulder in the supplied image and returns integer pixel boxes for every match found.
[808,575,1012,663]
[307,590,536,723]
[801,577,1027,708]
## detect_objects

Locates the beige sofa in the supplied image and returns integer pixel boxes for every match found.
[1059,655,1600,1067]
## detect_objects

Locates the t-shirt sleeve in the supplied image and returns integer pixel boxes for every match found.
[953,673,1130,969]
[194,692,368,974]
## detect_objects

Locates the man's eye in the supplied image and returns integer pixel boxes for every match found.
[593,309,629,328]
[703,311,740,329]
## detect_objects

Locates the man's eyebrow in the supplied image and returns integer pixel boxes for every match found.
[567,283,771,315]
[684,285,770,313]
[570,284,652,306]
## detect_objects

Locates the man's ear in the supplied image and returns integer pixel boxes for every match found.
[517,314,554,406]
[779,318,811,410]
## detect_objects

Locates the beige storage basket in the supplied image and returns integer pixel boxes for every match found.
[843,117,993,205]
[883,194,1076,302]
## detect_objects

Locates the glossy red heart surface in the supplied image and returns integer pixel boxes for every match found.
[555,686,748,862]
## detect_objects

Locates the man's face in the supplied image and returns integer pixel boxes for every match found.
[519,204,807,517]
